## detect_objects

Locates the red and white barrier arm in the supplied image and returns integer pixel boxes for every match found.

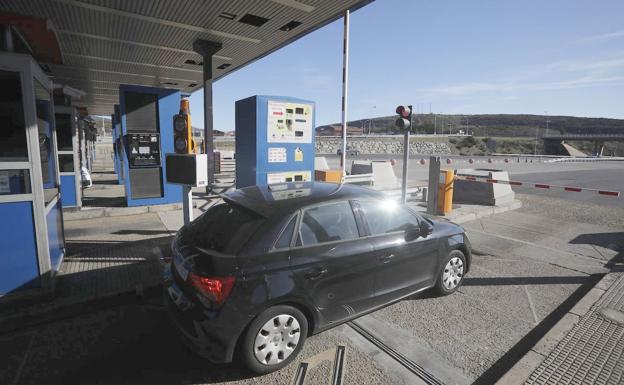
[455,175,621,197]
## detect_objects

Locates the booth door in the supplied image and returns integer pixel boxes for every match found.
[35,81,65,272]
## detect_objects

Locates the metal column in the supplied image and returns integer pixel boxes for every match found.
[427,156,441,215]
[193,40,222,192]
[401,130,410,204]
[340,10,350,177]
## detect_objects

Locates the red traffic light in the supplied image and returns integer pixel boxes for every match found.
[395,117,410,130]
[395,105,411,119]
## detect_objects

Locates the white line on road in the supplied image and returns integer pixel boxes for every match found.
[12,330,37,385]
[523,286,539,325]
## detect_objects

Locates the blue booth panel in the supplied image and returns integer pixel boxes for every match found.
[0,201,40,294]
[60,175,77,207]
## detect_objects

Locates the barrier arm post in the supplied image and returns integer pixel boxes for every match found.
[401,129,410,203]
[427,156,441,214]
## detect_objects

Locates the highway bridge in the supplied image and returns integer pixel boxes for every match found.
[542,133,624,155]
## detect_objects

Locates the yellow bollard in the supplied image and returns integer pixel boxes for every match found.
[437,169,454,215]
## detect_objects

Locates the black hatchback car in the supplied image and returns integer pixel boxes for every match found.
[164,182,471,373]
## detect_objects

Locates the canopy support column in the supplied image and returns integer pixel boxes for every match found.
[193,39,222,192]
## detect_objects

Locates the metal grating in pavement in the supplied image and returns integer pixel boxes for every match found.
[58,236,172,301]
[594,274,624,313]
[525,275,624,385]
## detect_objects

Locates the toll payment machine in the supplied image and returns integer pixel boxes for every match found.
[235,95,315,188]
[0,52,65,297]
[119,85,182,207]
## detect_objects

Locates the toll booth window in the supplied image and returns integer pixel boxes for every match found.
[55,113,73,151]
[58,154,74,172]
[35,80,59,204]
[0,169,31,195]
[0,70,28,161]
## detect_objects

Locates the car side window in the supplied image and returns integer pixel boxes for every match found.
[274,216,297,249]
[358,200,420,235]
[298,201,359,246]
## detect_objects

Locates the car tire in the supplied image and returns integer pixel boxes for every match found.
[241,305,308,374]
[434,250,466,295]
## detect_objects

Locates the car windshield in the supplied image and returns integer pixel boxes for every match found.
[178,201,265,255]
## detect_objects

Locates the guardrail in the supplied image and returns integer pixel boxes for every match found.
[545,157,624,163]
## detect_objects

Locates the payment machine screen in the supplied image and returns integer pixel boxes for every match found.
[267,101,313,143]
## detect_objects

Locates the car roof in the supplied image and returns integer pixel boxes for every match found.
[222,182,385,218]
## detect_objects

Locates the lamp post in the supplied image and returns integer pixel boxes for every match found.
[545,111,550,137]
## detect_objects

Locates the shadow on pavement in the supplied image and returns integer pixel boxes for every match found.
[5,296,256,385]
[463,276,589,286]
[82,196,126,207]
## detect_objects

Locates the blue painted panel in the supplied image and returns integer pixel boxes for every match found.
[235,95,316,189]
[46,201,64,271]
[0,201,40,294]
[60,175,77,207]
[119,85,182,207]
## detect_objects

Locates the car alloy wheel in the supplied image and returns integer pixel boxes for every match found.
[253,315,301,365]
[442,257,464,290]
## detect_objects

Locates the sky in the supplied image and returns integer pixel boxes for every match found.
[190,0,624,131]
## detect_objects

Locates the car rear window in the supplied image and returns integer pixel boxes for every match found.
[180,201,265,254]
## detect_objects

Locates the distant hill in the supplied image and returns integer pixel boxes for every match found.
[316,114,624,137]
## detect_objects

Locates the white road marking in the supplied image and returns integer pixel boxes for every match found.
[523,286,539,325]
[11,330,37,385]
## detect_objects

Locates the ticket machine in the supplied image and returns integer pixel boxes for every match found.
[119,85,182,207]
[0,52,65,296]
[235,95,316,188]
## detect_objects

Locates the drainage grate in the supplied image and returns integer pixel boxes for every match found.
[525,276,624,385]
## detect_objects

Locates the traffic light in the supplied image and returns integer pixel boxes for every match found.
[173,98,193,154]
[395,105,412,131]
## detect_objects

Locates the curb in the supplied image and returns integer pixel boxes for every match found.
[63,202,198,221]
[494,272,618,385]
[446,200,522,225]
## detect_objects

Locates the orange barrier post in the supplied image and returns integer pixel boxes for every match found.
[437,169,454,215]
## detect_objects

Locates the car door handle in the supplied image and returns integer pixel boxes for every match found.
[379,254,395,263]
[304,268,328,280]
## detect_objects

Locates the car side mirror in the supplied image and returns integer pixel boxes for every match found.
[404,225,421,242]
[419,221,433,238]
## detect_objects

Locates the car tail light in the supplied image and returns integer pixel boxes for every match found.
[189,273,235,305]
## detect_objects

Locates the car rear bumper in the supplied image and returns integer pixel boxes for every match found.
[163,264,241,363]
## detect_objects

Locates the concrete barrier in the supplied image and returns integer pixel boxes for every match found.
[314,156,330,171]
[454,169,515,206]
